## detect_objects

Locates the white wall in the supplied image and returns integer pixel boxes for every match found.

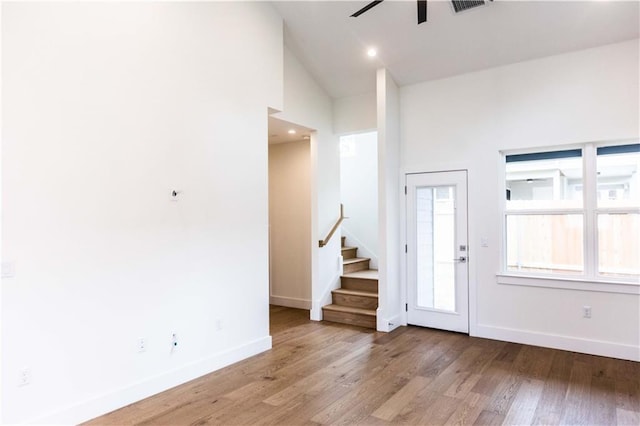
[1,2,283,423]
[340,132,378,268]
[333,92,377,135]
[400,39,640,360]
[269,141,311,309]
[377,69,403,332]
[273,48,339,321]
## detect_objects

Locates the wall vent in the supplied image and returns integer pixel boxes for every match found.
[451,1,486,13]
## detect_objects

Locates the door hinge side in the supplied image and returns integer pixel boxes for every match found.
[404,185,407,195]
[405,244,408,253]
[405,303,408,312]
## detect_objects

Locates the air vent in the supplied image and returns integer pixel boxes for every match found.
[451,0,486,13]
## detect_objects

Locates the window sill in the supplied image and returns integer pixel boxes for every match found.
[496,273,640,295]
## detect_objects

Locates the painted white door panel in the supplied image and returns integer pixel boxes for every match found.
[406,171,469,333]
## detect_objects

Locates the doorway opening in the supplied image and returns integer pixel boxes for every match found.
[268,116,313,333]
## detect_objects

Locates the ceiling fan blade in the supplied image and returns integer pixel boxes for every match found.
[417,0,427,24]
[351,0,384,18]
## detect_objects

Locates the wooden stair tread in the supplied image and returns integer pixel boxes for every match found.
[341,246,357,251]
[322,304,376,316]
[343,257,370,265]
[342,269,379,280]
[333,288,378,298]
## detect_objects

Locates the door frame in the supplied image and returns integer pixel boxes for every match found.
[400,167,476,335]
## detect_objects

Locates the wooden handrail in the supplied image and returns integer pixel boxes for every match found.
[319,204,345,248]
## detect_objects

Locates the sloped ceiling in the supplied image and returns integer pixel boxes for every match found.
[272,1,640,99]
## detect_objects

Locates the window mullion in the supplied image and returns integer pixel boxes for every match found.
[583,144,598,279]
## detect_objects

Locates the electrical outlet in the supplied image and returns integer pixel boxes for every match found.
[583,305,592,319]
[19,367,31,386]
[138,338,146,353]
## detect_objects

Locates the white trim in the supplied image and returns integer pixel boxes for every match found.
[269,295,312,310]
[377,311,403,332]
[500,142,640,285]
[399,170,409,328]
[405,170,470,333]
[474,324,639,362]
[497,273,640,295]
[25,336,273,425]
[584,143,598,278]
[310,270,342,321]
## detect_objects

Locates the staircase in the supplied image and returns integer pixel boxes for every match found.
[322,236,378,329]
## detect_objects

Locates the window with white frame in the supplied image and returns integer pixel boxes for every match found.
[504,143,639,281]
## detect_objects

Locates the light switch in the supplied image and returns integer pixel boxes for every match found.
[480,237,489,248]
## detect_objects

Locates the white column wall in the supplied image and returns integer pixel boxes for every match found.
[377,69,403,331]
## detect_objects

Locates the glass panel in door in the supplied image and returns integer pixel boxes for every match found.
[416,186,456,312]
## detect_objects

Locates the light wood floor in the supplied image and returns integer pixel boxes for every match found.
[87,306,640,425]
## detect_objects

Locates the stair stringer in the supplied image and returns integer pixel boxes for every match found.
[311,271,341,321]
[310,235,343,321]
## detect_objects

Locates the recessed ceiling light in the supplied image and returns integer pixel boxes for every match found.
[288,129,296,134]
[367,48,377,58]
[303,135,310,140]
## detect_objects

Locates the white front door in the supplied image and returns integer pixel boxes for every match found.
[406,171,469,333]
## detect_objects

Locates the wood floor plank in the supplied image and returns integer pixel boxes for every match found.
[85,306,637,426]
[443,391,490,425]
[616,378,640,412]
[309,347,419,424]
[262,342,375,406]
[444,372,482,400]
[415,394,460,425]
[502,378,545,426]
[371,376,431,421]
[617,408,640,425]
[393,390,442,425]
[473,409,506,425]
[589,375,617,425]
[560,360,594,425]
[483,369,522,416]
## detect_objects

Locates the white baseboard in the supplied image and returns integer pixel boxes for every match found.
[270,295,311,310]
[475,324,639,362]
[27,336,273,425]
[376,308,403,332]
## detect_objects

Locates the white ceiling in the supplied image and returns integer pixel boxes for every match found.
[268,116,313,145]
[272,0,640,99]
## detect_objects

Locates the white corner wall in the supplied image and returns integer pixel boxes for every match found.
[400,39,640,360]
[377,69,402,332]
[340,132,379,269]
[273,47,338,321]
[1,2,283,423]
[269,141,312,309]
